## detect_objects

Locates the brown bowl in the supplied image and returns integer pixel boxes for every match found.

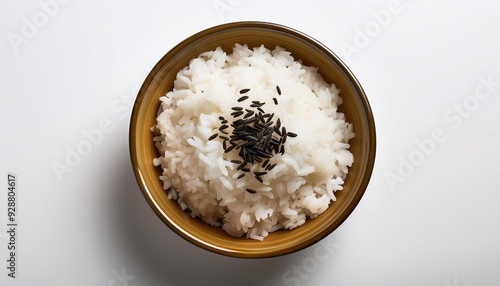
[129,21,376,258]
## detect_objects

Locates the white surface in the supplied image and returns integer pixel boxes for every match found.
[1,1,499,285]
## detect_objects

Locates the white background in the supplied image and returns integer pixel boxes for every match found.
[1,1,499,285]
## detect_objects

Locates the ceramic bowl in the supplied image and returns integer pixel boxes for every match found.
[129,21,376,258]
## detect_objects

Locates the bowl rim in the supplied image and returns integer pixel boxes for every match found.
[129,21,376,258]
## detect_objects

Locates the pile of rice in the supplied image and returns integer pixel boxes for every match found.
[153,44,354,241]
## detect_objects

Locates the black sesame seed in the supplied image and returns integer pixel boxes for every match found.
[267,163,277,170]
[255,176,263,183]
[280,145,285,155]
[250,103,265,108]
[274,126,282,136]
[257,107,265,114]
[233,127,245,134]
[221,119,228,124]
[256,150,273,158]
[239,88,250,94]
[231,107,243,111]
[219,116,225,120]
[237,95,249,102]
[253,145,264,151]
[253,171,267,176]
[223,140,227,150]
[239,131,252,137]
[264,135,273,150]
[233,119,244,125]
[271,136,280,144]
[231,159,243,164]
[245,135,259,141]
[246,141,257,148]
[276,85,281,95]
[255,113,262,123]
[244,117,257,124]
[220,135,229,141]
[231,110,244,117]
[224,145,235,153]
[247,125,260,133]
[287,132,297,137]
[265,145,274,154]
[262,159,270,168]
[219,125,229,131]
[246,188,256,194]
[246,148,256,155]
[273,97,278,105]
[255,123,266,130]
[274,144,280,154]
[208,133,218,140]
[237,173,246,179]
[244,110,254,118]
[241,168,251,172]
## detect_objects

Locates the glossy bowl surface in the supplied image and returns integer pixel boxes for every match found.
[129,21,376,258]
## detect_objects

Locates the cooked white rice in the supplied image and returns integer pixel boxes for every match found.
[153,44,354,241]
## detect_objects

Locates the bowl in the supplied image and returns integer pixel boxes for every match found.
[129,21,376,258]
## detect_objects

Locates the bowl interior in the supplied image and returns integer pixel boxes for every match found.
[130,22,375,258]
